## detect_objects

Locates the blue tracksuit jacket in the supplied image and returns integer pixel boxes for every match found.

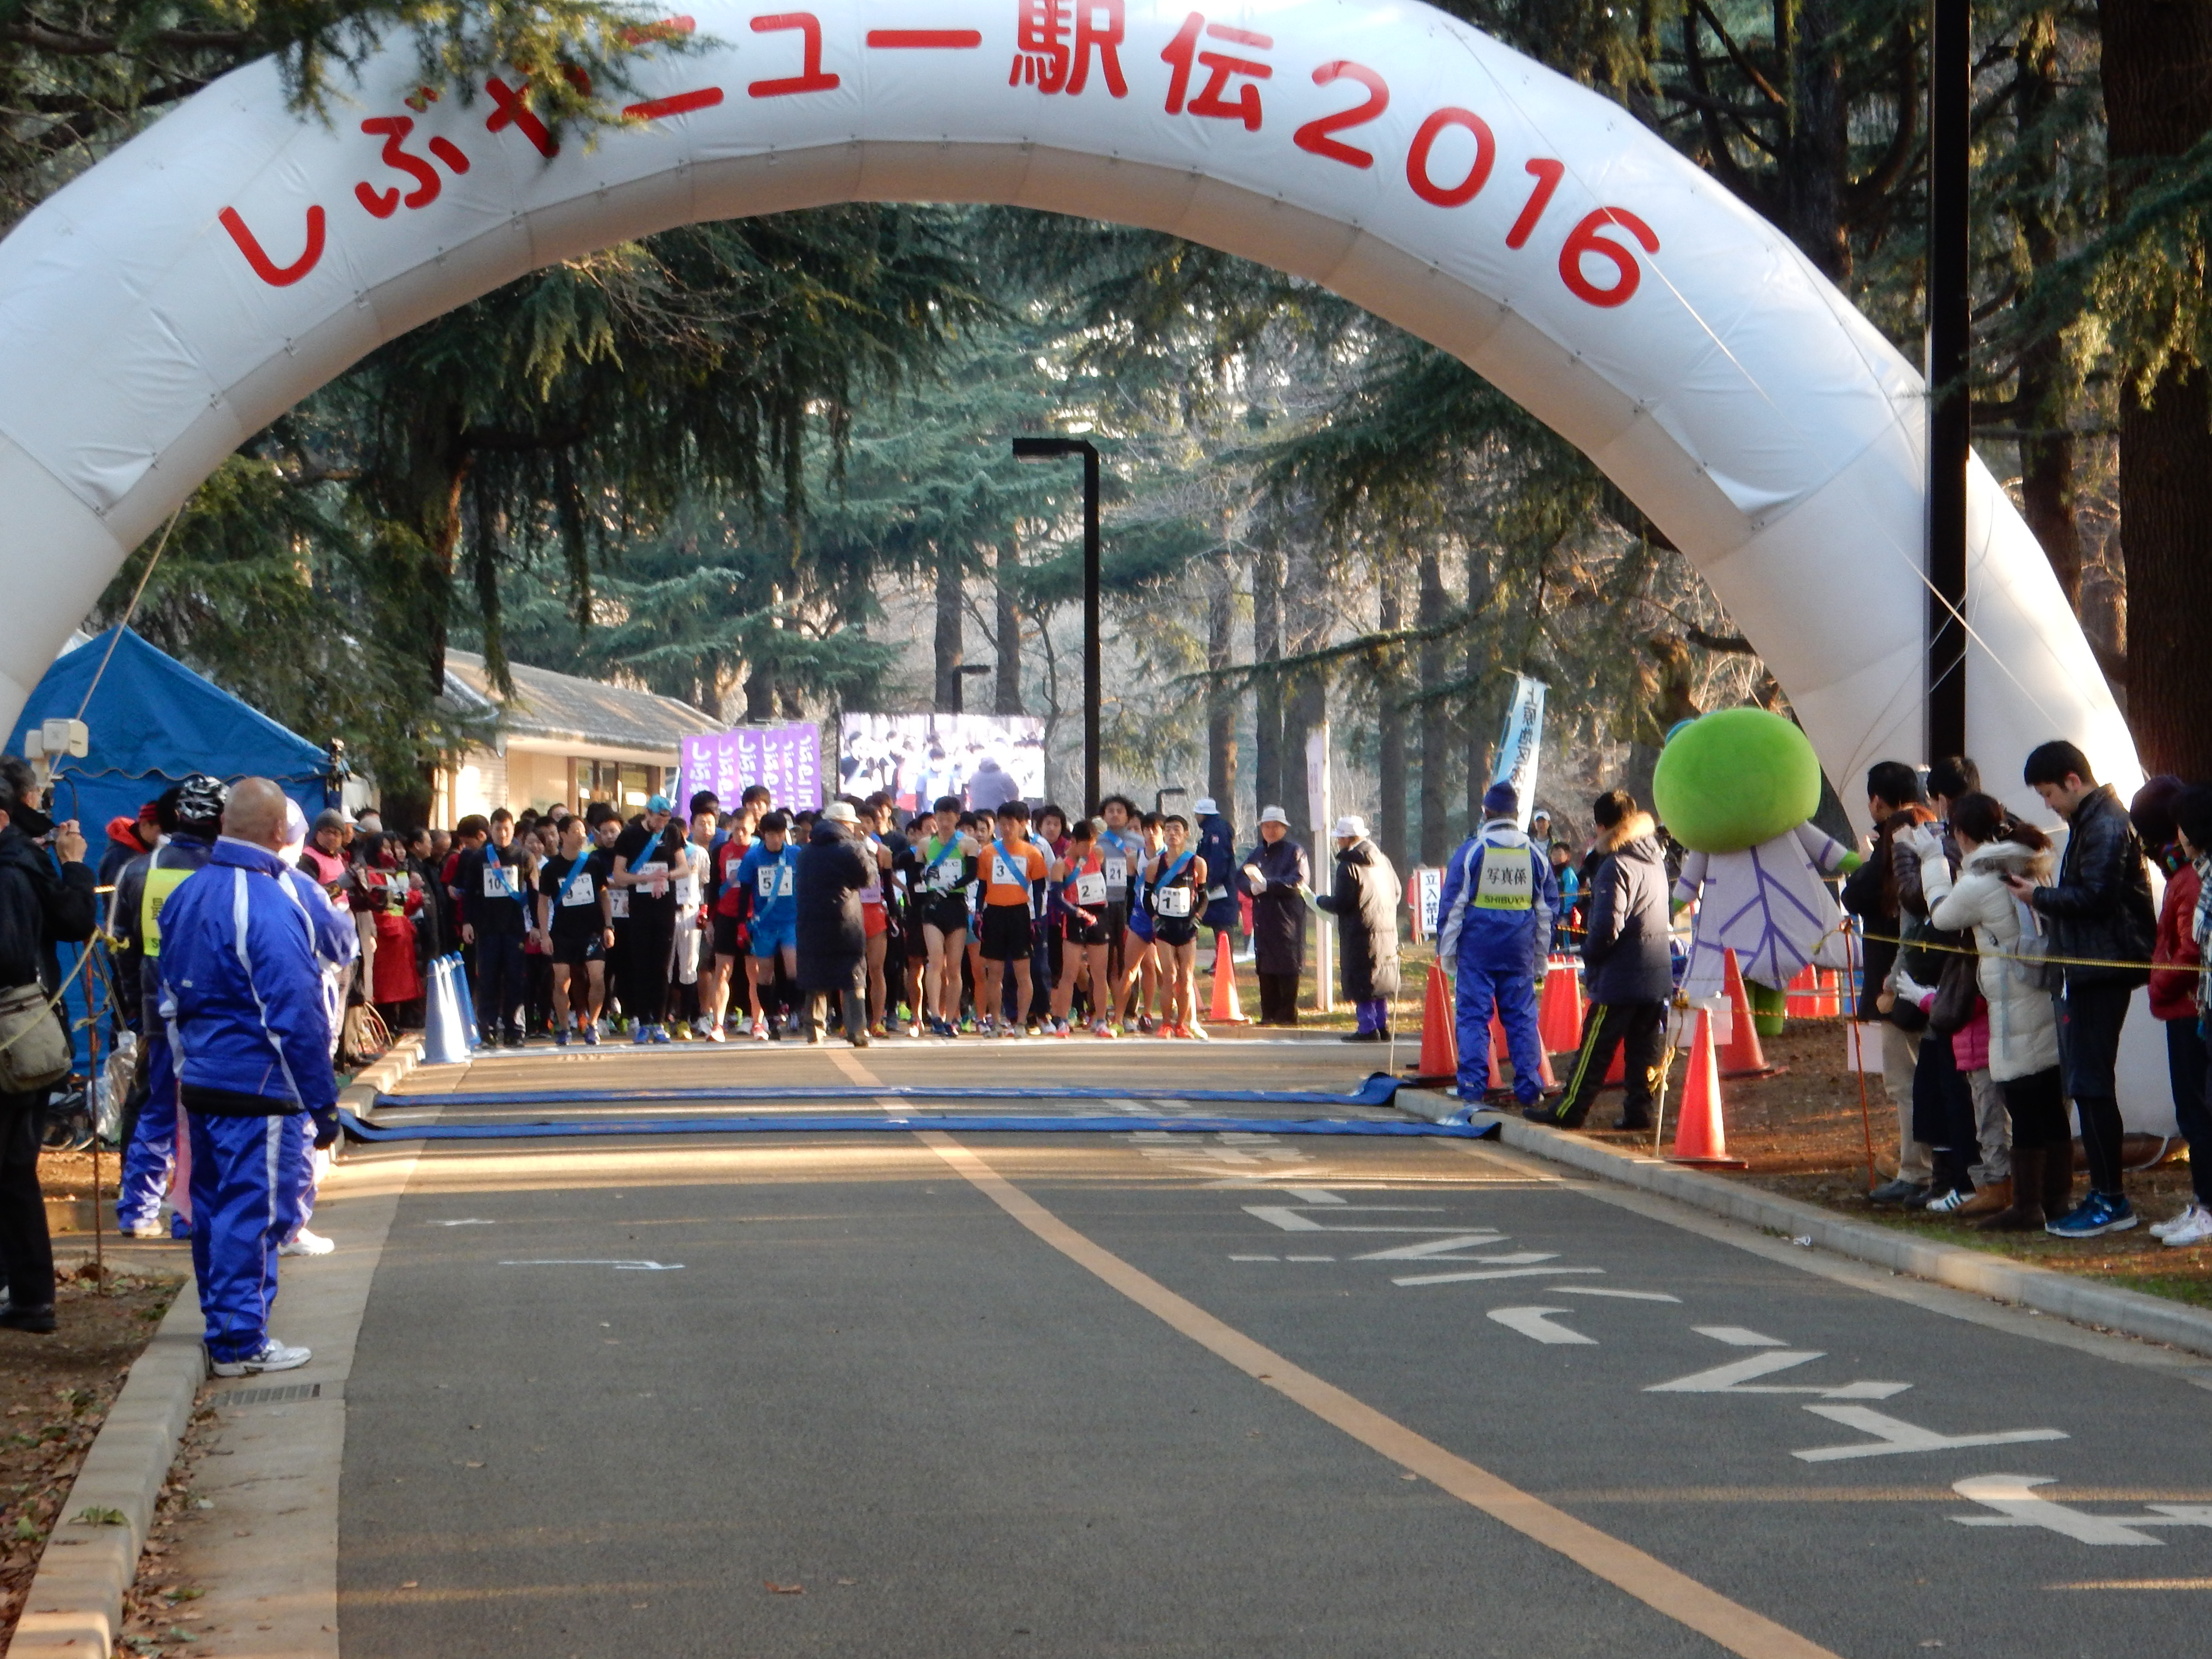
[1436,819,1561,1105]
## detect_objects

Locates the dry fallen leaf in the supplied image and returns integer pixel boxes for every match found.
[836,1578,857,1586]
[465,1461,485,1469]
[766,1581,804,1595]
[399,1581,418,1590]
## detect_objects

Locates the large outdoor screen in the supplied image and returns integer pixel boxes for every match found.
[839,714,1048,814]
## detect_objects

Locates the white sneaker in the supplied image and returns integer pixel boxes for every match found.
[278,1228,335,1258]
[124,1219,168,1240]
[2162,1206,2212,1248]
[2151,1204,2201,1239]
[208,1338,312,1377]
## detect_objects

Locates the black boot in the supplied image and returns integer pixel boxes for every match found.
[0,1304,58,1334]
[1973,1144,2047,1232]
[2043,1139,2078,1222]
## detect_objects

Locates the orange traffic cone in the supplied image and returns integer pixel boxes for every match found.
[1669,1010,1748,1168]
[1816,968,1841,1018]
[1491,1010,1558,1091]
[1604,1041,1625,1085]
[1548,959,1585,1052]
[1407,961,1459,1083]
[1718,948,1784,1079]
[1208,933,1250,1024]
[1785,964,1818,1018]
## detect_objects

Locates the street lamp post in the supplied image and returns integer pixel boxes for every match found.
[1012,436,1102,813]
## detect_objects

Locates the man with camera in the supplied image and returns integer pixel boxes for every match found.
[0,757,98,1333]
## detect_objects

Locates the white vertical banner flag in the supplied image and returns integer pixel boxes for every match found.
[1306,723,1333,1014]
[1490,675,1549,830]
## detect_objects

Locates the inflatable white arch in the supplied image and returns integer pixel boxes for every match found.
[0,0,2133,826]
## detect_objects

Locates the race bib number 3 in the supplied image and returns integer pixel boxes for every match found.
[1474,846,1535,911]
[994,856,1022,889]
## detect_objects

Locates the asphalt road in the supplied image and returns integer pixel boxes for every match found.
[335,1044,2212,1658]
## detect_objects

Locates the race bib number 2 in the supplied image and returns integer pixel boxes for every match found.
[1075,871,1107,905]
[1474,846,1535,911]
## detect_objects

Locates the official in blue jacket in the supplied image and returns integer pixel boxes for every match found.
[1436,781,1559,1110]
[157,779,338,1377]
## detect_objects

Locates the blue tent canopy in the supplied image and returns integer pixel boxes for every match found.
[9,626,333,836]
[9,628,335,1081]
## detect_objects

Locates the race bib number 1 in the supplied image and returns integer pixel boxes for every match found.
[1155,885,1192,919]
[1474,846,1535,911]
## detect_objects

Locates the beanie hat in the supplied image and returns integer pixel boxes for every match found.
[1482,781,1519,817]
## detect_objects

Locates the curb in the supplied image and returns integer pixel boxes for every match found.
[10,1279,203,1659]
[339,1034,422,1128]
[1477,1110,2212,1361]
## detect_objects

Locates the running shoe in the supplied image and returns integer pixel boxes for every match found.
[2151,1203,2204,1239]
[908,1022,924,1039]
[278,1228,335,1258]
[751,1018,769,1042]
[1091,1020,1115,1038]
[1186,1021,1209,1042]
[1138,1015,1156,1035]
[704,1024,725,1043]
[651,1024,672,1044]
[632,1025,651,1045]
[1925,1186,1973,1215]
[582,1025,600,1047]
[207,1338,312,1377]
[2161,1205,2212,1248]
[555,1028,570,1047]
[2045,1191,2137,1238]
[1025,1021,1043,1038]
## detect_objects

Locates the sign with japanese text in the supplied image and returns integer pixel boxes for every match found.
[681,722,823,811]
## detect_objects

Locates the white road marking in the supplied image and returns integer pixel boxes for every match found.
[1351,1235,1512,1262]
[496,1259,685,1271]
[1791,1406,2067,1462]
[1949,1477,2167,1545]
[1554,1288,1682,1302]
[1488,1307,1597,1345]
[1285,1254,1336,1262]
[1283,1188,1348,1204]
[1695,1326,1791,1347]
[1648,1351,1832,1393]
[1243,1205,1466,1234]
[1229,1254,1279,1262]
[1394,1266,1607,1286]
[428,1219,496,1227]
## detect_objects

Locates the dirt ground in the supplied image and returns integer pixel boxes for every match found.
[1559,1015,2212,1310]
[0,1264,183,1648]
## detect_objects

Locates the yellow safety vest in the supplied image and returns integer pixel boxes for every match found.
[1471,842,1536,912]
[140,861,197,959]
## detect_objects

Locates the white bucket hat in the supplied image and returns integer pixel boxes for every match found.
[1193,796,1218,816]
[822,800,859,824]
[1332,815,1368,840]
[1258,805,1290,827]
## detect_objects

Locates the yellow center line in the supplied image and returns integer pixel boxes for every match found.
[915,1126,1844,1659]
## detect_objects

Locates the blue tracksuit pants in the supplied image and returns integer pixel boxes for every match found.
[117,1022,178,1231]
[186,1112,308,1363]
[1455,953,1545,1105]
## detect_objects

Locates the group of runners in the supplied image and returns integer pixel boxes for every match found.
[706,790,1226,1042]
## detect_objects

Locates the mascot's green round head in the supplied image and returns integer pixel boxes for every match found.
[1652,707,1821,853]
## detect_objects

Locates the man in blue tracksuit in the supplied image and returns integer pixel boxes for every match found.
[1436,781,1559,1111]
[158,779,338,1376]
[110,773,227,1238]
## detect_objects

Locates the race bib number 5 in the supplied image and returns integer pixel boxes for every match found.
[1474,846,1535,911]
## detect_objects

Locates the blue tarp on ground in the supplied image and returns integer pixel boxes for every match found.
[8,626,334,1075]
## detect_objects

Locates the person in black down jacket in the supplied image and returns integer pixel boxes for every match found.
[1542,791,1674,1130]
[795,801,872,1046]
[1313,816,1401,1042]
[0,758,98,1332]
[2006,740,2157,1238]
[1237,806,1310,1026]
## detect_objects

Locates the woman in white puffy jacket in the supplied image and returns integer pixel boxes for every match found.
[1906,793,2066,1231]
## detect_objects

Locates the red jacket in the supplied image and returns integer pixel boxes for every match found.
[2150,859,2201,1022]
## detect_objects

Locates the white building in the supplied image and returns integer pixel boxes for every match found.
[436,650,716,821]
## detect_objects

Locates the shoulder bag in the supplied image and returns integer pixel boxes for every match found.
[0,982,71,1093]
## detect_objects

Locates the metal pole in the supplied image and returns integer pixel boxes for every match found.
[1925,0,1970,760]
[1082,443,1102,816]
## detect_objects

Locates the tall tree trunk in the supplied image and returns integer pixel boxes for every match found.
[1376,550,1409,877]
[1280,516,1328,832]
[1417,546,1450,864]
[994,536,1023,715]
[933,546,964,713]
[1206,540,1237,812]
[1464,545,1491,831]
[2010,12,2085,614]
[2101,0,2212,776]
[1784,0,1852,282]
[1251,539,1284,811]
